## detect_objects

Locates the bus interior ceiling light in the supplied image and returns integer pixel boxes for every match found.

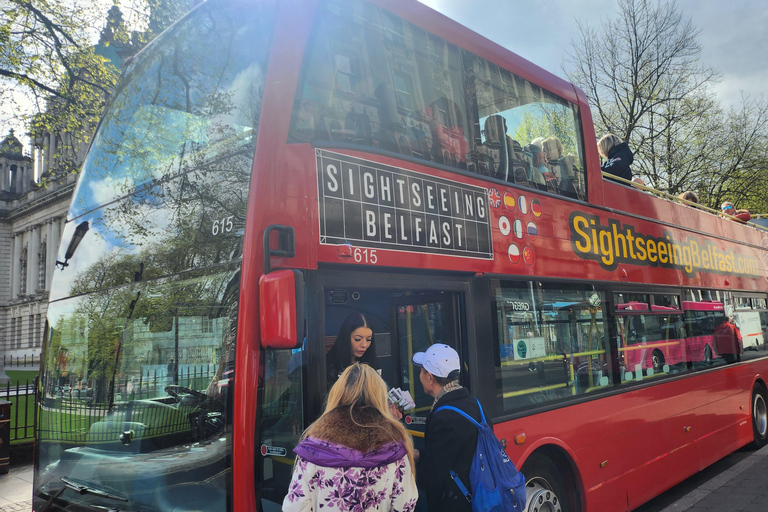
[55,221,90,270]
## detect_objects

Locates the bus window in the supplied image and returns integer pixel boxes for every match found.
[491,280,612,414]
[259,346,306,507]
[289,0,587,201]
[615,293,692,381]
[733,293,768,353]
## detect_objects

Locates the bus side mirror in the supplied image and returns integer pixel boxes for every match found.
[259,270,305,349]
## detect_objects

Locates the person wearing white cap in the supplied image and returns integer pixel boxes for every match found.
[412,344,484,512]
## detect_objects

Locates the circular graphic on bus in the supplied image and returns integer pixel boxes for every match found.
[513,219,524,239]
[527,221,538,240]
[499,215,511,236]
[508,243,520,264]
[518,195,528,215]
[523,245,535,266]
[531,199,542,217]
[504,192,516,211]
[517,340,527,358]
[488,188,501,208]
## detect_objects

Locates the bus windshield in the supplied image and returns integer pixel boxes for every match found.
[33,1,275,511]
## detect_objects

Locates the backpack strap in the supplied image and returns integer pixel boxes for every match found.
[449,470,472,502]
[434,398,489,426]
[473,397,488,424]
[434,405,481,429]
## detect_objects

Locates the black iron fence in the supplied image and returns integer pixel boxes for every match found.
[2,379,37,443]
[37,367,222,445]
[3,354,41,367]
[1,367,223,446]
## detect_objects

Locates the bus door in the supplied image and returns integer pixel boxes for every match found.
[389,293,464,437]
[257,271,471,511]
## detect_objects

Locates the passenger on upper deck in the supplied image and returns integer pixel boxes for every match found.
[541,136,579,196]
[598,133,633,182]
[678,191,699,204]
[721,201,751,224]
[482,115,516,182]
[522,142,548,191]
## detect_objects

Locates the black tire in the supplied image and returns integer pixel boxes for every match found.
[521,453,580,512]
[704,344,712,365]
[652,350,665,372]
[752,383,768,448]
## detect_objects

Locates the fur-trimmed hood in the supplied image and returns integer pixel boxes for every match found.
[294,406,407,468]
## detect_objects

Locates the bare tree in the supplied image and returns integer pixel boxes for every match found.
[565,0,768,215]
[566,0,719,139]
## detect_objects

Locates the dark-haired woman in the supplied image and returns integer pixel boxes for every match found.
[326,313,380,389]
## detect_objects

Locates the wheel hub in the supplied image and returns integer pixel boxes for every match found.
[754,393,767,437]
[527,489,562,512]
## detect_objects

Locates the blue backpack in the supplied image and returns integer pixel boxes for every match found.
[435,398,527,511]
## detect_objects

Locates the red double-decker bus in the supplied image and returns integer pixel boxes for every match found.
[33,0,768,511]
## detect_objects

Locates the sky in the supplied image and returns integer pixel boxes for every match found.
[419,0,768,110]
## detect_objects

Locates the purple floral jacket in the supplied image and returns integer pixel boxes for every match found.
[282,437,417,512]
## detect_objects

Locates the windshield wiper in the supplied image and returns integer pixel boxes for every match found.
[39,478,129,512]
[60,476,129,502]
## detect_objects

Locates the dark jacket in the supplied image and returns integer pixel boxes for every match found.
[601,141,633,181]
[418,387,484,512]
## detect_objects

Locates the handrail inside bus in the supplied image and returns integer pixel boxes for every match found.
[602,172,768,233]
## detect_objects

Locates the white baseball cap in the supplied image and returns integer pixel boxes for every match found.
[412,344,460,378]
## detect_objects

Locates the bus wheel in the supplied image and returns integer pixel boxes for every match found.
[522,453,578,512]
[652,350,665,372]
[704,345,712,364]
[752,383,768,448]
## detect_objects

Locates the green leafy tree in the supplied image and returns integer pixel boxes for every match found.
[1,0,197,181]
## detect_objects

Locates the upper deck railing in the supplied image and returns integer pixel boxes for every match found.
[602,173,768,235]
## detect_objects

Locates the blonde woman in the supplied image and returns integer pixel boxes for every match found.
[283,363,417,512]
[598,133,633,181]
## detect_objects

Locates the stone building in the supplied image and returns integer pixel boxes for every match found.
[0,129,81,382]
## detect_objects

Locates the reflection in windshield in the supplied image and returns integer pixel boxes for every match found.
[34,1,276,511]
[36,267,239,512]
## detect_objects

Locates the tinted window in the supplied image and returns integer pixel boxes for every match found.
[291,0,587,201]
[492,281,611,414]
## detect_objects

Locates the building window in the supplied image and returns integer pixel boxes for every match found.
[20,247,27,295]
[202,317,214,334]
[39,242,46,290]
[16,317,22,349]
[29,315,34,348]
[9,318,16,349]
[35,314,41,347]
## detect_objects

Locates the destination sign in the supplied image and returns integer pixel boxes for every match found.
[317,150,493,259]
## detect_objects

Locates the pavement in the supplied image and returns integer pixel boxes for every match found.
[658,443,768,512]
[2,443,768,511]
[0,447,32,512]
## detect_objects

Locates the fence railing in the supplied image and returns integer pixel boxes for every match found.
[3,354,41,367]
[37,367,221,445]
[2,379,37,444]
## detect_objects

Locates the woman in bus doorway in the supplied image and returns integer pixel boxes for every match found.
[326,312,380,388]
[283,363,418,512]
